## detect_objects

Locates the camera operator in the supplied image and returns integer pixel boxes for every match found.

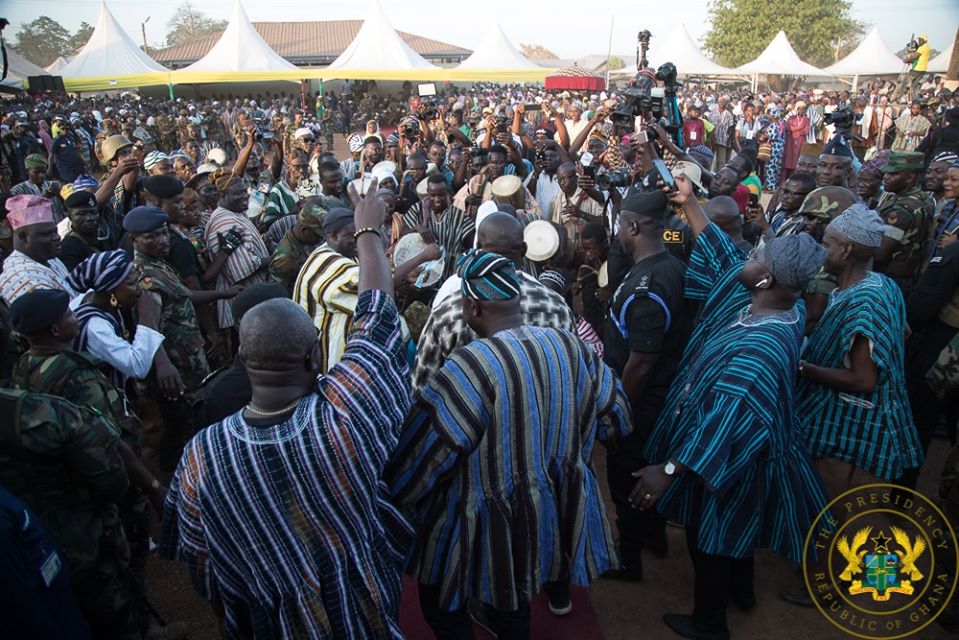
[902,34,932,99]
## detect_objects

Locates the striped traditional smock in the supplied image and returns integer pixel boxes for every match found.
[386,325,631,611]
[645,224,828,562]
[798,271,923,480]
[160,291,413,639]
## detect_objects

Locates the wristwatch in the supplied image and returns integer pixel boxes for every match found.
[664,461,677,476]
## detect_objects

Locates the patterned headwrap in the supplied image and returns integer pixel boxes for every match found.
[859,154,888,178]
[211,168,242,193]
[68,249,134,293]
[456,249,521,301]
[826,203,885,248]
[24,153,48,170]
[347,133,365,153]
[143,150,169,170]
[73,174,99,190]
[932,151,959,165]
[763,233,826,291]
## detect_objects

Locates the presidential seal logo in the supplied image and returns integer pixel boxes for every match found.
[803,484,958,639]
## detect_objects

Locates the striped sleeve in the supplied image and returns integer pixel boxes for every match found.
[687,223,747,300]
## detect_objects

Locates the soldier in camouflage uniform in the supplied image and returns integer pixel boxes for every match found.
[125,206,211,471]
[268,198,324,295]
[875,151,936,295]
[0,289,135,638]
[232,112,252,151]
[7,289,177,638]
[156,110,179,153]
[175,110,192,148]
[322,104,335,151]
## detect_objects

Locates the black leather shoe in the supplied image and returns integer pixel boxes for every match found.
[777,588,814,608]
[662,613,730,640]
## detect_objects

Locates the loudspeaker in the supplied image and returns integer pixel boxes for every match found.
[27,75,65,94]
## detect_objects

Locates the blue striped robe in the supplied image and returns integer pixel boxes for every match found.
[386,326,632,611]
[798,271,922,480]
[160,291,413,639]
[645,224,828,562]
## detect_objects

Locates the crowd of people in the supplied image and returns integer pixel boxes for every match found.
[0,61,957,640]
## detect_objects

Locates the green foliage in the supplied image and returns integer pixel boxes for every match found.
[703,0,864,69]
[607,56,625,71]
[68,22,94,55]
[11,16,72,67]
[165,2,227,47]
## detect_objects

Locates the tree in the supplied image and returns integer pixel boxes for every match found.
[165,2,227,47]
[607,56,625,71]
[68,22,94,55]
[703,0,864,69]
[11,16,71,67]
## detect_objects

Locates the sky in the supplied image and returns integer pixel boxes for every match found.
[2,0,958,63]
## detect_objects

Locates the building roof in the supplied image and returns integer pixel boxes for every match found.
[152,20,471,67]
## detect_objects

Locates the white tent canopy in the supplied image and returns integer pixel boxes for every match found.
[735,31,830,76]
[60,1,166,78]
[825,27,906,76]
[328,0,435,70]
[930,42,954,73]
[457,24,540,70]
[646,23,737,76]
[45,56,72,73]
[3,48,49,89]
[180,0,297,73]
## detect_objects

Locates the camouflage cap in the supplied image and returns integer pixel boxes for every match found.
[298,201,326,231]
[797,186,858,221]
[881,151,925,173]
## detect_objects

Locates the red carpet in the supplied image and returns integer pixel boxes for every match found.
[398,576,604,639]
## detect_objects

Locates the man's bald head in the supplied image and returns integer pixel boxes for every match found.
[477,212,525,265]
[704,196,743,235]
[239,298,317,371]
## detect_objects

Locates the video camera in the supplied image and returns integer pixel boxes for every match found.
[595,168,633,191]
[493,112,511,133]
[611,62,682,136]
[823,107,863,141]
[415,97,439,122]
[905,33,920,54]
[252,118,274,141]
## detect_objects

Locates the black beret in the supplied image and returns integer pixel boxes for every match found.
[232,282,288,320]
[821,135,854,159]
[123,205,169,233]
[143,175,184,200]
[323,207,355,235]
[620,190,668,220]
[65,190,98,210]
[9,289,70,334]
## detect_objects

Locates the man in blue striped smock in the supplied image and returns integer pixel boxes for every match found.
[631,175,830,640]
[161,181,414,639]
[385,250,631,640]
[797,203,923,495]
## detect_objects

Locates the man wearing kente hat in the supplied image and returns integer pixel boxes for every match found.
[292,207,360,372]
[797,204,921,498]
[59,190,121,272]
[206,170,270,330]
[631,175,829,640]
[262,149,315,233]
[602,189,693,582]
[875,150,936,294]
[269,199,324,295]
[125,205,211,472]
[0,195,78,305]
[387,249,631,634]
[10,153,65,222]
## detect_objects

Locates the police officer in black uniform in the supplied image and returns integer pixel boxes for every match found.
[602,189,693,581]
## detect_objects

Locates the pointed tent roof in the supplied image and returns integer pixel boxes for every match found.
[2,48,49,90]
[929,42,954,73]
[45,56,72,73]
[647,24,736,75]
[735,31,830,76]
[180,1,297,73]
[60,2,166,78]
[328,0,435,70]
[825,27,905,75]
[457,24,540,70]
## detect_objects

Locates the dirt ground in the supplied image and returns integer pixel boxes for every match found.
[146,435,957,640]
